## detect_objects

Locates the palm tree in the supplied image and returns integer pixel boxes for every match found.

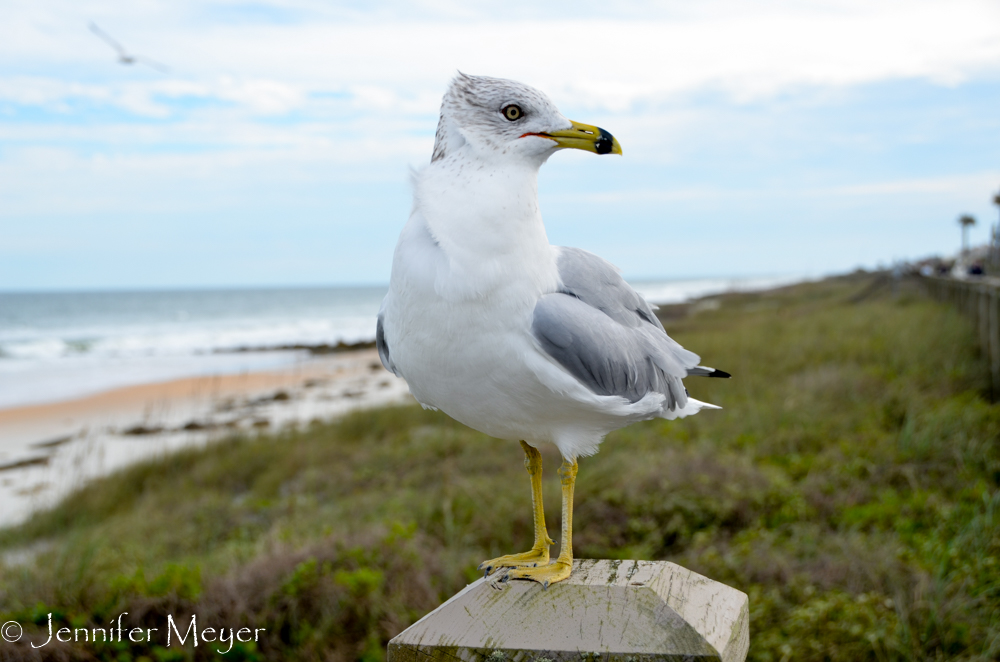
[958,214,976,256]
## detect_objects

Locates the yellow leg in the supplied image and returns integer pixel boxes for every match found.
[505,457,577,588]
[478,441,555,575]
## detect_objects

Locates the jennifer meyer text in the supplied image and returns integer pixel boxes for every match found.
[2,613,266,654]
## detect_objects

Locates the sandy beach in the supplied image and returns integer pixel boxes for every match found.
[0,349,409,527]
[0,277,806,531]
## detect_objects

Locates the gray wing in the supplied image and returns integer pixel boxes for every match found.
[532,247,727,407]
[134,55,170,73]
[376,302,398,376]
[556,246,667,332]
[89,22,129,57]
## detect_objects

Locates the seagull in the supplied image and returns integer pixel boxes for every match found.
[377,73,730,588]
[88,22,170,73]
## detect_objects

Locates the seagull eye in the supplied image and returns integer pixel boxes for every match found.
[502,105,523,121]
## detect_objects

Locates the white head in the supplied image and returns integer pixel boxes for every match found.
[431,73,622,165]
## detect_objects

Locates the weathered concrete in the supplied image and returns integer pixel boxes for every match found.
[388,559,749,662]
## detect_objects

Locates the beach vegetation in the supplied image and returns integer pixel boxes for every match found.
[0,273,997,661]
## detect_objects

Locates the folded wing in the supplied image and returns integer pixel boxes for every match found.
[532,247,727,411]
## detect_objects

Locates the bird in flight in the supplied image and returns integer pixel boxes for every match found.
[377,73,729,588]
[88,22,169,73]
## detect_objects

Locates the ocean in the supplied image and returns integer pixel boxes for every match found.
[0,275,801,409]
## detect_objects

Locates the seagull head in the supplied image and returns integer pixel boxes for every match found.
[431,73,622,165]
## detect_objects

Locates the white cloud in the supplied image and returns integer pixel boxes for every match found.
[0,77,111,109]
[552,172,1000,205]
[3,0,1000,116]
[816,172,1000,198]
[213,77,304,114]
[2,0,999,287]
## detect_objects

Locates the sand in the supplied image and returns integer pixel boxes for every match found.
[0,349,410,527]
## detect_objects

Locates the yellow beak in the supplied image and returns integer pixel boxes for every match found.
[528,120,622,155]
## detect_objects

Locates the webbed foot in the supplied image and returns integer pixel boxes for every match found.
[478,547,549,577]
[504,559,572,589]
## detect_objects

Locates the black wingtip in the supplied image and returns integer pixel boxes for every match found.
[710,369,732,379]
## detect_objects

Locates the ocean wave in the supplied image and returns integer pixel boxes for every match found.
[632,274,807,305]
[0,317,378,362]
[0,278,805,408]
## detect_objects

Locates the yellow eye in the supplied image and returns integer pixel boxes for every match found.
[502,104,523,121]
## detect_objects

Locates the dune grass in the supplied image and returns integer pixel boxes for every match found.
[0,273,998,661]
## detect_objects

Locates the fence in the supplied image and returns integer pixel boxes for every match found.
[921,275,1000,397]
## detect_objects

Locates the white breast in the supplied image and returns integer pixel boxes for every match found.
[382,207,561,439]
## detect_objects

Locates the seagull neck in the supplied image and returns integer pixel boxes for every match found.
[418,154,552,266]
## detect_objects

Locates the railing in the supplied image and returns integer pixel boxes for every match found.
[921,275,1000,397]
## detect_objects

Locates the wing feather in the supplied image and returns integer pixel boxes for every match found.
[532,247,724,410]
[376,304,398,376]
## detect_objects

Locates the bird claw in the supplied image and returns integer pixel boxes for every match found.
[485,568,510,590]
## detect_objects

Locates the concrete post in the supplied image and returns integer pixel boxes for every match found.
[388,559,749,662]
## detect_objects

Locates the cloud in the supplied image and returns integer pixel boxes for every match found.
[213,77,304,114]
[2,0,1000,287]
[0,76,308,118]
[547,172,1000,206]
[817,173,1000,197]
[3,0,1000,117]
[0,77,111,110]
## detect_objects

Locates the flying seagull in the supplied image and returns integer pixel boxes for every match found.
[88,22,169,73]
[377,73,729,588]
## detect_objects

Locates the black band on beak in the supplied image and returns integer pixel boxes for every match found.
[594,128,615,155]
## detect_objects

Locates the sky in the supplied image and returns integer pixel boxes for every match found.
[2,0,1000,290]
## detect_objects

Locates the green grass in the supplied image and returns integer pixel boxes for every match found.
[1,273,998,661]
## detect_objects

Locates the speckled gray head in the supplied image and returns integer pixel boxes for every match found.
[431,72,622,163]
